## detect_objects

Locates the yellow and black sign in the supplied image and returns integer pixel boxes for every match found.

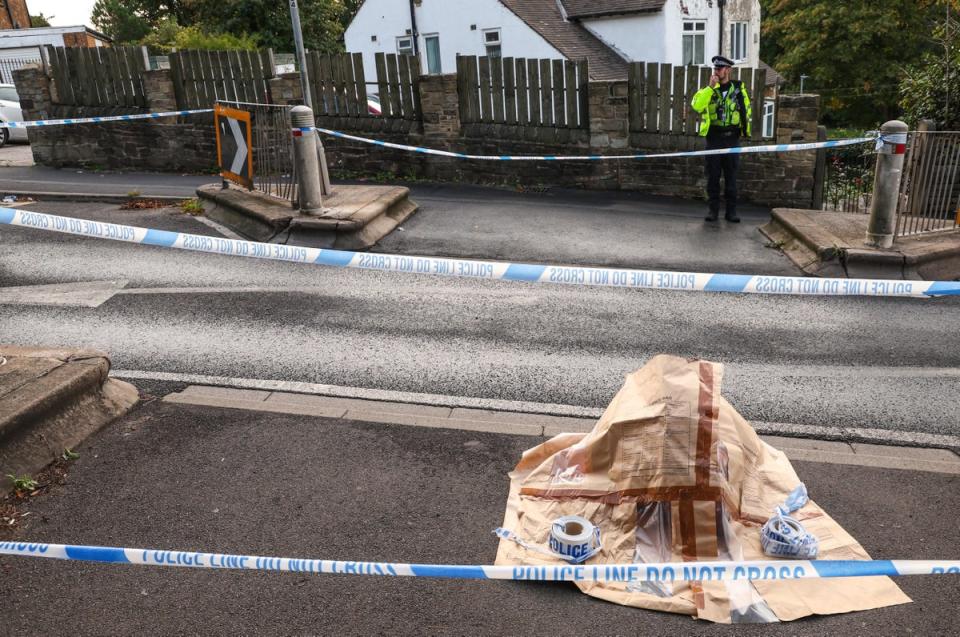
[214,104,254,189]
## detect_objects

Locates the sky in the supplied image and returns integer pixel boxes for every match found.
[27,0,97,27]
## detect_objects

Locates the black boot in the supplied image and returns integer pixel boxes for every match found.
[725,209,740,223]
[705,208,719,222]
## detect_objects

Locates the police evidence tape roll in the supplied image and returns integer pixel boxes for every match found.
[301,127,874,161]
[2,208,958,299]
[761,515,819,559]
[0,109,214,129]
[548,516,602,564]
[1,541,958,583]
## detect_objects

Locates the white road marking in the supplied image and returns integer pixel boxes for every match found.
[0,279,128,307]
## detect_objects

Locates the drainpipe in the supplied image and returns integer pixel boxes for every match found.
[718,0,726,56]
[408,0,420,55]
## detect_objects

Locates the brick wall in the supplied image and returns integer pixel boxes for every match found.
[0,0,30,30]
[14,66,822,208]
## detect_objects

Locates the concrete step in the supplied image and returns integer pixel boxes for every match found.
[0,346,138,493]
[198,182,418,250]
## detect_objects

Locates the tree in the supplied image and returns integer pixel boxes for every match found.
[91,0,153,43]
[761,0,943,127]
[140,17,259,53]
[30,13,52,27]
[901,15,960,127]
[93,0,347,53]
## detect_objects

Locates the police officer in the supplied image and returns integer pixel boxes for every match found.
[691,55,752,223]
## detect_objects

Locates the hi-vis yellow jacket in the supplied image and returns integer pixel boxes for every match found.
[691,80,752,137]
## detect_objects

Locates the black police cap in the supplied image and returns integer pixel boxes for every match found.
[711,55,734,68]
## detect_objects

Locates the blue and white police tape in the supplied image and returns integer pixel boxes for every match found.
[3,208,959,298]
[494,516,603,565]
[300,126,874,161]
[761,485,819,560]
[0,109,214,129]
[1,541,959,583]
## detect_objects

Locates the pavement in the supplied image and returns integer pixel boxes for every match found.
[1,384,958,635]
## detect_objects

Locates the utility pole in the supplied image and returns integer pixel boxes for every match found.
[289,0,312,110]
[289,0,331,195]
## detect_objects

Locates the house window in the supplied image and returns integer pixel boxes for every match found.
[424,35,441,74]
[762,99,775,138]
[397,36,414,56]
[483,28,502,58]
[682,22,705,66]
[730,22,748,62]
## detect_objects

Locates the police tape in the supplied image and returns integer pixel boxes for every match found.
[2,208,958,298]
[1,541,958,583]
[0,109,214,129]
[301,126,874,161]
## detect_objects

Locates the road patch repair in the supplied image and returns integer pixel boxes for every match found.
[0,346,138,494]
[3,354,960,626]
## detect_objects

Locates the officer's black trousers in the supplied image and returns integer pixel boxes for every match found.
[704,130,741,215]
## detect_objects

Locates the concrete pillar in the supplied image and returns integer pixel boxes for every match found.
[290,105,324,214]
[866,120,909,249]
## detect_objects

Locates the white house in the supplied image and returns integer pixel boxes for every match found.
[345,0,763,82]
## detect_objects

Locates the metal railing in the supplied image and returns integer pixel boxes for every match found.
[0,56,42,84]
[219,101,297,204]
[820,142,874,214]
[896,130,960,238]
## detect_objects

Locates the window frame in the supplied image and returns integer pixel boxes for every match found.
[482,28,502,58]
[682,21,706,66]
[396,36,414,56]
[762,99,776,139]
[730,22,749,62]
[423,34,442,74]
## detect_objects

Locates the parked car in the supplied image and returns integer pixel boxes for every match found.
[0,84,27,147]
[367,93,382,116]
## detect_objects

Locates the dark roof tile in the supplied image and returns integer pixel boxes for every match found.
[560,0,666,19]
[499,0,629,80]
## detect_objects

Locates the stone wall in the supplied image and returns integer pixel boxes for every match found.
[15,66,218,174]
[15,65,821,207]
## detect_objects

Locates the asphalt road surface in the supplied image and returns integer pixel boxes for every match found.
[2,397,958,635]
[0,201,958,440]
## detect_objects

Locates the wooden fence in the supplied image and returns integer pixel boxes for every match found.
[169,49,276,109]
[628,62,766,140]
[306,51,368,118]
[456,56,588,129]
[47,45,147,107]
[374,52,421,120]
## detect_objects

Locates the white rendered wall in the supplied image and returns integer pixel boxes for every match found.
[579,14,665,63]
[662,0,720,67]
[346,0,564,83]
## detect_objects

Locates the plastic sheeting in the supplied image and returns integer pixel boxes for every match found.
[494,355,911,623]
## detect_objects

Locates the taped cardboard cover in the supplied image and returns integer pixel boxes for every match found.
[494,355,911,623]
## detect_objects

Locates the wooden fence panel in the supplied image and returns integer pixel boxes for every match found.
[576,59,588,129]
[539,59,552,126]
[491,57,504,123]
[385,54,403,118]
[503,58,517,125]
[551,59,565,127]
[751,68,766,140]
[684,66,698,134]
[352,53,368,116]
[527,59,541,125]
[397,54,414,119]
[564,61,577,128]
[628,63,643,132]
[478,56,492,123]
[644,62,658,132]
[516,59,529,125]
[657,64,671,133]
[670,65,684,133]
